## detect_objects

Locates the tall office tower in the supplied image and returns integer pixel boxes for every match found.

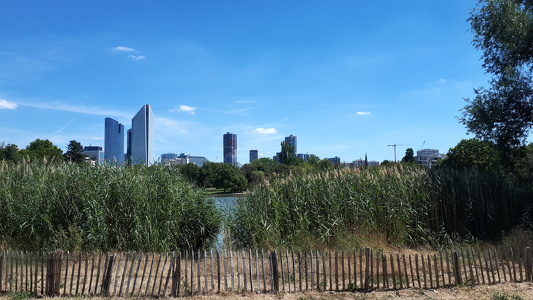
[249,149,258,163]
[126,129,132,163]
[223,132,237,166]
[104,117,125,165]
[285,134,298,153]
[130,104,154,166]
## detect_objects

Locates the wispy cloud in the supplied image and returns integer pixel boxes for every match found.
[53,119,76,134]
[253,128,277,134]
[19,101,131,118]
[356,112,371,116]
[112,46,136,52]
[128,55,146,60]
[225,107,252,115]
[170,105,197,114]
[0,99,18,109]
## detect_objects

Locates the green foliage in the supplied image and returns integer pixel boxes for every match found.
[0,144,22,163]
[492,291,523,300]
[279,141,298,165]
[229,165,533,249]
[401,148,416,164]
[441,139,501,171]
[63,140,86,164]
[463,0,533,156]
[20,138,63,161]
[10,291,33,300]
[0,161,222,251]
[203,162,247,192]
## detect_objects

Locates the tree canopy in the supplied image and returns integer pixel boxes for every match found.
[441,139,501,171]
[401,148,416,164]
[20,139,63,161]
[63,140,86,164]
[462,0,533,155]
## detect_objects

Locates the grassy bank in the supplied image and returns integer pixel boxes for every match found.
[0,160,222,251]
[228,165,533,249]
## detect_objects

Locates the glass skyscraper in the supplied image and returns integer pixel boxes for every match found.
[104,117,124,165]
[129,104,154,166]
[249,149,258,162]
[285,134,297,153]
[223,132,237,166]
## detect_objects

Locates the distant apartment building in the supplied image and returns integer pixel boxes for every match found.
[350,159,380,168]
[416,149,446,168]
[161,153,207,167]
[249,149,258,163]
[297,153,314,161]
[223,132,237,166]
[104,117,125,165]
[285,134,298,153]
[160,153,178,161]
[128,104,154,166]
[83,146,104,166]
[0,141,4,148]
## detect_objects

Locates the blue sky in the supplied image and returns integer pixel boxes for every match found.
[0,0,489,163]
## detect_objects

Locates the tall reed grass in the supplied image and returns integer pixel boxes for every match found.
[229,165,533,249]
[0,159,222,251]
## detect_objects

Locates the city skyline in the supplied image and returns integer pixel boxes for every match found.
[0,1,496,163]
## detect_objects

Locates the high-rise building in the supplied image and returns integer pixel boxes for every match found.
[223,132,237,166]
[104,117,124,165]
[129,104,154,166]
[249,150,258,162]
[285,134,297,153]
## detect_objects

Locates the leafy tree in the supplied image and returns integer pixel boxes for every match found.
[318,158,333,170]
[462,0,533,168]
[250,157,276,173]
[401,148,416,164]
[203,162,247,192]
[63,140,86,164]
[307,154,320,165]
[440,139,501,171]
[20,139,63,161]
[0,144,21,163]
[278,141,298,165]
[176,163,203,186]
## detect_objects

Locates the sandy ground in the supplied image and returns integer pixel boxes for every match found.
[182,282,533,299]
[4,282,530,300]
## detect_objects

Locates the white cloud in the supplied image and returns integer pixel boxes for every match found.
[253,128,277,134]
[0,99,17,109]
[128,55,146,60]
[356,112,371,116]
[112,46,136,52]
[171,105,197,114]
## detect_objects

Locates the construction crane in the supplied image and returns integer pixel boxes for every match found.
[387,144,410,162]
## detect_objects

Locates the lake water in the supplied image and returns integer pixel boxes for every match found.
[213,196,238,248]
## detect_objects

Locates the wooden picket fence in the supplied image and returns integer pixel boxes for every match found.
[1,247,532,297]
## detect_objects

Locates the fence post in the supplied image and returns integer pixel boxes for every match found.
[101,254,116,296]
[54,251,62,295]
[270,250,279,292]
[452,251,462,285]
[525,247,532,281]
[46,252,54,296]
[171,251,181,297]
[0,252,3,292]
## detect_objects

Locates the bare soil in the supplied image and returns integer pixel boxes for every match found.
[4,282,532,300]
